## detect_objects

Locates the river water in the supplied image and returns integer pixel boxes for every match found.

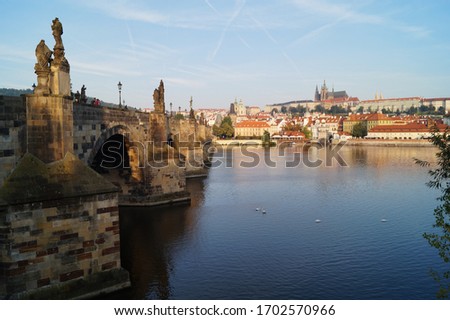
[116,145,447,299]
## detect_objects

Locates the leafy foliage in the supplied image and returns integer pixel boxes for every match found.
[302,126,312,139]
[418,126,450,298]
[351,122,367,138]
[213,116,234,138]
[261,130,270,144]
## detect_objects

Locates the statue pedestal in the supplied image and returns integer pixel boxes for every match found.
[34,67,51,95]
[50,63,70,96]
[26,94,74,163]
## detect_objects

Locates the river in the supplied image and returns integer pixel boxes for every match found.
[115,145,447,299]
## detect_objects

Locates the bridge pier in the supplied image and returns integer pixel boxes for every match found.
[0,18,214,299]
[0,153,130,299]
[0,18,130,299]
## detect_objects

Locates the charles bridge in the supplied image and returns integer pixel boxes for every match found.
[0,18,212,299]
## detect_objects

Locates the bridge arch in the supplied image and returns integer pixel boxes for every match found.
[88,124,145,187]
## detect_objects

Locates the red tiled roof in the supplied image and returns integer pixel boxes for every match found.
[235,120,270,128]
[422,98,450,102]
[283,131,305,137]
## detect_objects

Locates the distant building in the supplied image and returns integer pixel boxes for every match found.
[367,123,448,140]
[247,106,261,116]
[234,120,270,138]
[315,80,348,102]
[314,80,359,109]
[230,99,246,116]
[357,96,422,113]
[422,98,450,113]
[264,100,315,113]
[343,113,393,134]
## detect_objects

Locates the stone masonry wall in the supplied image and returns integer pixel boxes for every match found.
[26,95,73,163]
[0,192,122,299]
[72,104,150,164]
[169,118,211,175]
[0,96,26,185]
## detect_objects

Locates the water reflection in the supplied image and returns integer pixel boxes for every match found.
[118,178,206,299]
[113,146,444,299]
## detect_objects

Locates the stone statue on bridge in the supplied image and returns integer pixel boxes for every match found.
[35,40,52,70]
[51,17,63,48]
[153,80,165,113]
[33,40,52,94]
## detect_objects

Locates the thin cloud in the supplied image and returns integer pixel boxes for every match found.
[290,0,430,40]
[0,45,34,64]
[204,0,221,15]
[290,0,383,24]
[71,60,143,77]
[164,77,205,89]
[248,15,301,74]
[78,0,166,24]
[75,0,222,30]
[209,0,246,61]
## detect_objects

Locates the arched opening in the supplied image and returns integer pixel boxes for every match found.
[91,133,135,193]
[91,134,130,172]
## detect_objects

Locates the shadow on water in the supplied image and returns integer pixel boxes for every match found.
[102,177,206,299]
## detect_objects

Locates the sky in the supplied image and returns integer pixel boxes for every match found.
[1,0,450,110]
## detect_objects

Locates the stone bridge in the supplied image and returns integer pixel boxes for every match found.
[0,92,212,299]
[1,95,212,203]
[0,17,212,299]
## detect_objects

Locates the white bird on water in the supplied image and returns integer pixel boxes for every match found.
[255,208,260,211]
[315,219,321,223]
[381,219,388,222]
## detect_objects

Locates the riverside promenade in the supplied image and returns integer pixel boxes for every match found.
[337,139,434,147]
[214,138,434,148]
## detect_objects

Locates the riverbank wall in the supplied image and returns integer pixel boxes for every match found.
[336,139,434,147]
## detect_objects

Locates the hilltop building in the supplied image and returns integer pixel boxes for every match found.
[314,80,359,110]
[357,96,422,113]
[315,80,348,102]
[230,98,247,116]
[356,95,450,113]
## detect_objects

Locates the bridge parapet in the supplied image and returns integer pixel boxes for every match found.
[73,104,150,164]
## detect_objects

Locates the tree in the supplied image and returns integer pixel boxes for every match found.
[357,106,364,113]
[302,126,312,139]
[416,126,450,298]
[221,116,233,127]
[408,106,418,115]
[419,105,430,114]
[281,106,287,114]
[330,105,346,115]
[174,113,184,120]
[298,105,307,115]
[220,122,234,138]
[212,116,234,138]
[351,122,367,138]
[212,124,222,136]
[261,130,271,145]
[314,104,325,113]
[290,106,299,114]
